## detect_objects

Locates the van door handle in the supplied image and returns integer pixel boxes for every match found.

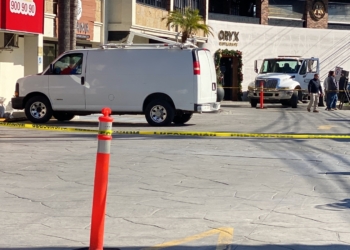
[81,76,85,85]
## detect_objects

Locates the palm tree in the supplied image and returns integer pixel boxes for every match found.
[58,0,70,55]
[70,0,77,50]
[163,8,213,43]
[58,0,77,54]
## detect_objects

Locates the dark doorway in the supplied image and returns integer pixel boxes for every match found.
[220,57,232,100]
[220,56,239,101]
[209,0,257,17]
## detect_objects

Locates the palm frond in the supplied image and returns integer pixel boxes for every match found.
[162,7,213,43]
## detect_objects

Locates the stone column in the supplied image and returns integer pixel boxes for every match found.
[201,0,208,22]
[165,0,171,11]
[24,34,43,76]
[305,0,328,29]
[256,0,269,25]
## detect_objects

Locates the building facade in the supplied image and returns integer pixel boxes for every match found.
[1,0,349,106]
[0,0,45,107]
[106,0,209,45]
[43,0,104,70]
[204,0,350,100]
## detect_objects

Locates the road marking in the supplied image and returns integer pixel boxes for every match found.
[318,125,337,130]
[141,227,234,250]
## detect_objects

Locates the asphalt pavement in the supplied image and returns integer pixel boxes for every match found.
[1,101,350,250]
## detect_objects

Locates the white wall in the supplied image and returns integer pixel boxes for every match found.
[0,34,42,107]
[24,36,39,76]
[0,36,25,106]
[204,20,350,92]
[108,0,135,31]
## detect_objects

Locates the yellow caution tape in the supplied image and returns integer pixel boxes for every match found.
[1,122,350,139]
[98,130,113,136]
[0,122,98,133]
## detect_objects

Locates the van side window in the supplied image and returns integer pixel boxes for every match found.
[51,53,83,75]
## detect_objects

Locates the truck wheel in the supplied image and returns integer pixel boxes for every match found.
[281,100,290,106]
[298,89,303,102]
[25,96,53,123]
[250,99,258,108]
[173,112,193,124]
[290,92,298,108]
[145,99,175,126]
[53,112,75,122]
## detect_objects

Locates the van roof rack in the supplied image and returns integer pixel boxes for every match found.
[278,55,301,58]
[100,31,198,49]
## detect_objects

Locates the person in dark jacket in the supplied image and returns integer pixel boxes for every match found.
[307,74,323,113]
[326,71,338,111]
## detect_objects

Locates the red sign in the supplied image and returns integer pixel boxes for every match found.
[0,0,44,34]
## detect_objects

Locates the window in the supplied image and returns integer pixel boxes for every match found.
[299,59,317,75]
[209,0,256,17]
[260,59,301,74]
[269,0,304,19]
[43,43,57,70]
[51,53,83,75]
[174,0,205,16]
[329,2,350,23]
[136,0,167,9]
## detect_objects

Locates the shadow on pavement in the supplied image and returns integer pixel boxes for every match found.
[3,244,350,250]
[326,119,350,122]
[324,172,350,175]
[316,198,350,210]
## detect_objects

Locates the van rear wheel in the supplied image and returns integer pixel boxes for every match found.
[25,96,53,123]
[53,112,75,122]
[145,100,175,126]
[173,112,193,124]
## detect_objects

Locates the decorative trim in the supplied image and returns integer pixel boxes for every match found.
[310,0,326,21]
[214,49,243,100]
[94,22,103,27]
[44,13,56,19]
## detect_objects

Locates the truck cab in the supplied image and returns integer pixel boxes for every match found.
[248,56,320,108]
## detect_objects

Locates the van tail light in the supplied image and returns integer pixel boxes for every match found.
[212,82,217,91]
[15,83,19,97]
[193,61,200,75]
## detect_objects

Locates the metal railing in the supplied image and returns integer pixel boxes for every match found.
[174,0,205,16]
[136,0,167,9]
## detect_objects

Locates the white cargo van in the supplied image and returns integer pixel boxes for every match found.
[11,33,220,126]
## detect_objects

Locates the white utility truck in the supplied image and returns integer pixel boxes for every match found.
[11,32,220,126]
[248,56,320,108]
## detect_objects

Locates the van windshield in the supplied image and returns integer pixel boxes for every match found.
[260,59,302,74]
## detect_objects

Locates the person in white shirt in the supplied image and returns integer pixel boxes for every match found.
[323,77,328,110]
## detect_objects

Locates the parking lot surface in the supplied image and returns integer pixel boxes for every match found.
[1,102,350,250]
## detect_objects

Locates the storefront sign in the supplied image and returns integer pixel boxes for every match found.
[77,22,89,33]
[75,0,94,40]
[218,30,239,47]
[0,0,44,34]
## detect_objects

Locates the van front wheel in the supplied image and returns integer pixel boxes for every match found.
[25,96,53,123]
[145,100,175,126]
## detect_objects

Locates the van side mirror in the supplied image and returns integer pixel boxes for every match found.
[254,60,258,73]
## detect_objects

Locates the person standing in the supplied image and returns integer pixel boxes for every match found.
[326,71,338,111]
[307,74,323,112]
[323,76,328,110]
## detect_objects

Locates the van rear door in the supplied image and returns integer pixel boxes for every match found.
[195,49,217,104]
